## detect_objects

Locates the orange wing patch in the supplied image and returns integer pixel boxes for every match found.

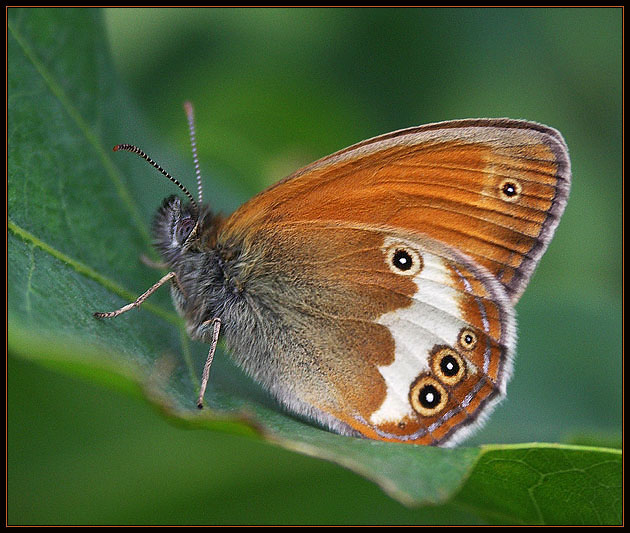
[223,120,570,303]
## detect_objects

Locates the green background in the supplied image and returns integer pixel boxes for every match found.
[8,7,622,524]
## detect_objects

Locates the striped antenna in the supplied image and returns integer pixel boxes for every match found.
[183,101,203,204]
[113,143,199,214]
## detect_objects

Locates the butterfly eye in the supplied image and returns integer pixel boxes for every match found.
[175,216,195,244]
[409,375,448,417]
[385,244,423,276]
[431,347,466,386]
[458,328,478,351]
[499,178,522,202]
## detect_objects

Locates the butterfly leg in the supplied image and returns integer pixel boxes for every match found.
[196,317,221,409]
[93,271,178,319]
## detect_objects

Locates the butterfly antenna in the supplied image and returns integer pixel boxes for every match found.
[113,143,199,214]
[184,101,203,204]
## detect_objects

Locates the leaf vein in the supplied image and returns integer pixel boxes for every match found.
[7,18,150,245]
[8,218,180,327]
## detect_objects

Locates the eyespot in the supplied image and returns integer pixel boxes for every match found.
[175,216,195,244]
[385,244,423,276]
[409,375,448,417]
[458,328,478,351]
[499,179,522,202]
[431,347,466,386]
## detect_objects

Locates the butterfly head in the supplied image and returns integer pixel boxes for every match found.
[114,103,212,266]
[152,194,203,262]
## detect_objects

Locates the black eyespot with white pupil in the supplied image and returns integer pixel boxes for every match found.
[458,328,478,350]
[499,179,522,202]
[419,384,441,408]
[440,354,460,377]
[409,376,448,417]
[503,182,517,196]
[385,243,423,276]
[393,249,412,271]
[431,346,466,386]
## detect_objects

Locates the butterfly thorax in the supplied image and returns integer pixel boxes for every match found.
[152,195,245,339]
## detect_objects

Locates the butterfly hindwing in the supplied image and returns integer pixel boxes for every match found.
[218,221,515,445]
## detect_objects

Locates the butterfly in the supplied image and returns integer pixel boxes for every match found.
[95,103,571,446]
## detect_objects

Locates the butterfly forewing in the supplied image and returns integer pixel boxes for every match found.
[223,119,570,303]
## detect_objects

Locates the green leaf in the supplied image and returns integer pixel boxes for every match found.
[8,8,622,524]
[455,444,622,524]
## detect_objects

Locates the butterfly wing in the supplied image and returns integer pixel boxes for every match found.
[218,221,515,445]
[223,119,571,302]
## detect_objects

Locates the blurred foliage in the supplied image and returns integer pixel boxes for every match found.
[8,7,621,525]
